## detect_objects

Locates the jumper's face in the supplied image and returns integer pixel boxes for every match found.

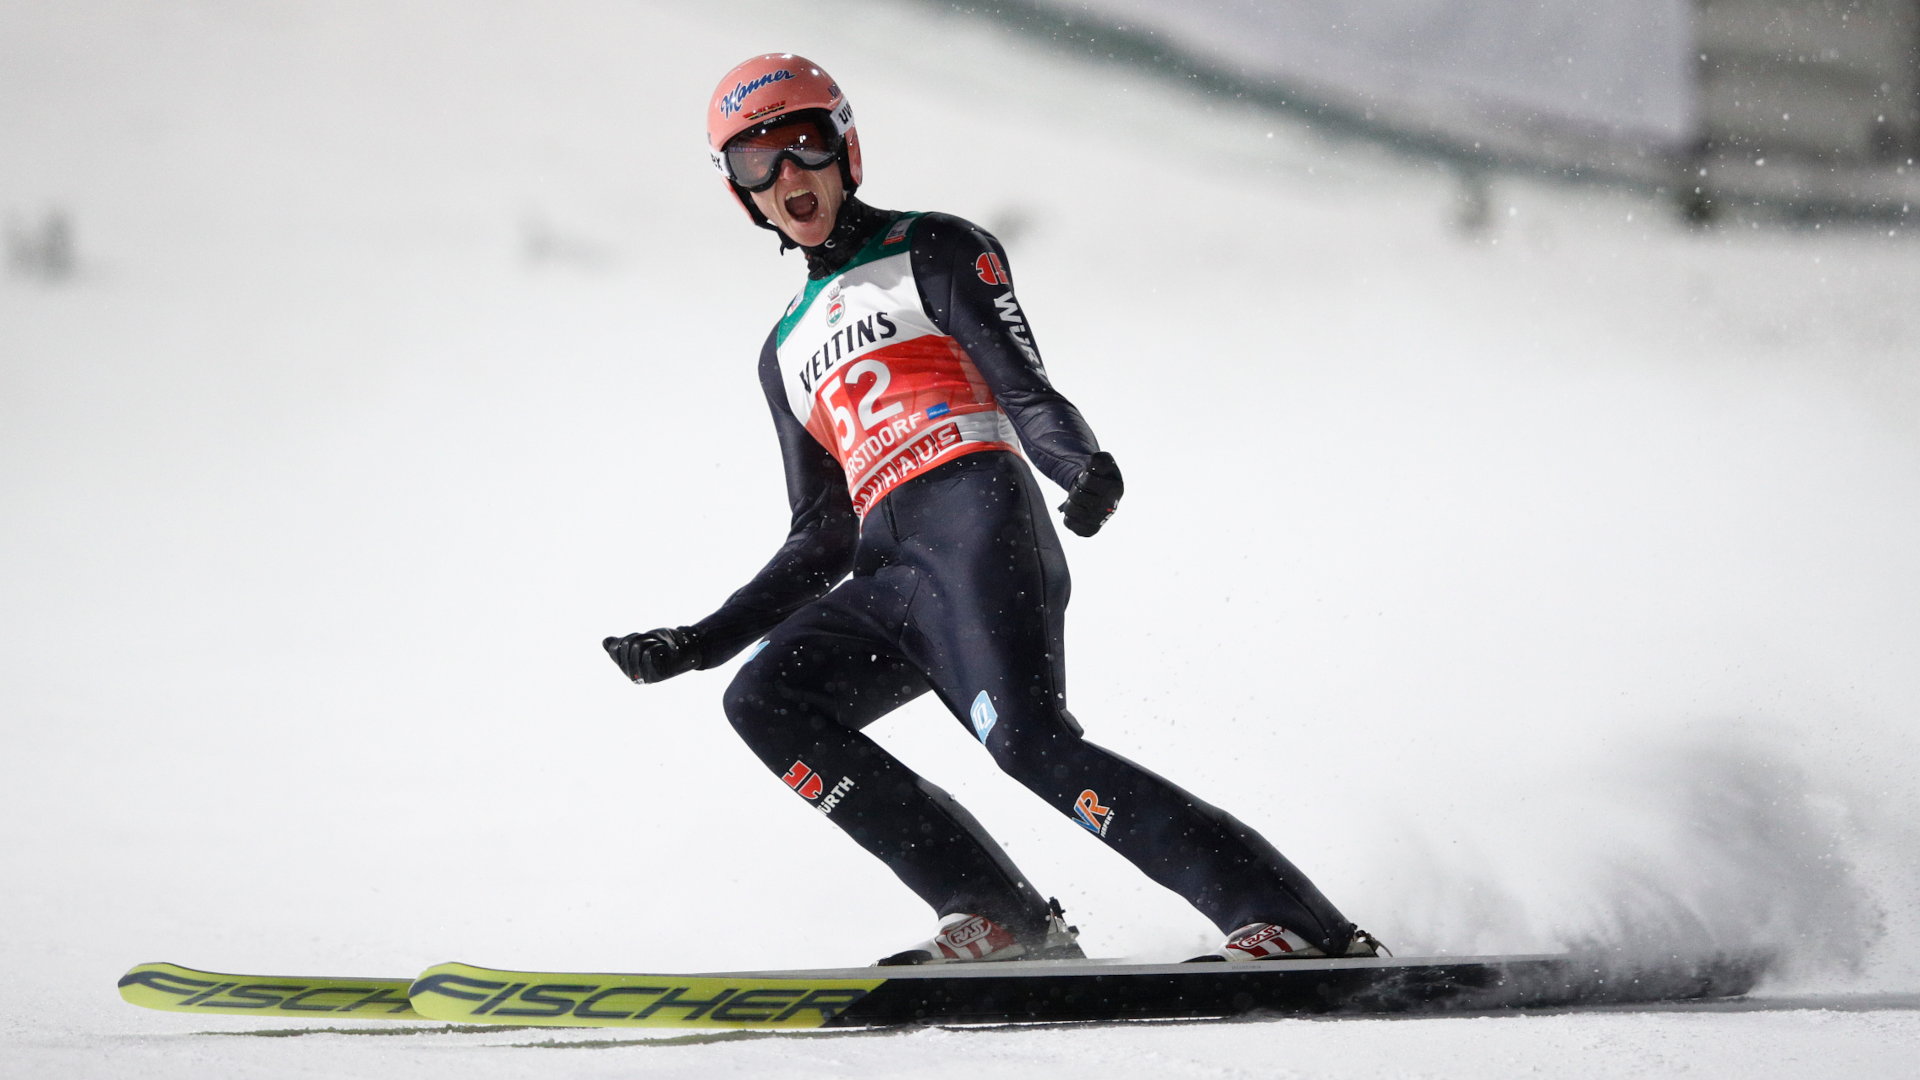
[746,141,845,248]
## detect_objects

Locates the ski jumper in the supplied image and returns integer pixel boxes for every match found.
[693,203,1356,950]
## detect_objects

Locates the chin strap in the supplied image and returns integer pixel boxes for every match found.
[800,198,893,279]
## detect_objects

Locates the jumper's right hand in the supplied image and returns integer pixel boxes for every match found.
[1058,452,1124,537]
[603,626,704,684]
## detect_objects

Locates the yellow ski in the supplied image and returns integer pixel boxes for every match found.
[408,961,885,1029]
[122,952,1770,1029]
[119,962,422,1020]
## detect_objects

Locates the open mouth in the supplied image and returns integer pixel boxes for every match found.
[784,189,820,223]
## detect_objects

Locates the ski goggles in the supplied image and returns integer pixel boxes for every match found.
[719,118,843,193]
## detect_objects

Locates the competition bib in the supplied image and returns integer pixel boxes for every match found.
[774,214,1017,517]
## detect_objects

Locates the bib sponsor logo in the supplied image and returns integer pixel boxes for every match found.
[795,312,899,397]
[974,252,1009,286]
[717,69,792,118]
[1073,789,1114,837]
[882,217,912,245]
[969,691,998,743]
[825,282,846,326]
[851,421,961,515]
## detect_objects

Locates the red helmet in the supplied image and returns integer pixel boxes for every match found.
[706,54,863,227]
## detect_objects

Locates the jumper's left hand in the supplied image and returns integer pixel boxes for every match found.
[1058,451,1123,537]
[603,626,704,684]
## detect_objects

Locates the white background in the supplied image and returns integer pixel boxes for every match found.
[3,1,1917,1075]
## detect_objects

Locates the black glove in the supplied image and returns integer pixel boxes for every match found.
[603,626,704,684]
[1058,451,1123,537]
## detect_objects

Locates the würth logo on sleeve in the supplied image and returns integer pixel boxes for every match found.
[1073,789,1114,836]
[783,760,824,800]
[991,289,1043,369]
[817,775,855,815]
[784,760,855,812]
[974,252,1009,286]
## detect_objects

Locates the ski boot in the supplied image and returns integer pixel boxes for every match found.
[1188,923,1390,962]
[877,897,1084,966]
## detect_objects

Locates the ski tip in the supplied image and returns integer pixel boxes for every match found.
[118,961,424,1021]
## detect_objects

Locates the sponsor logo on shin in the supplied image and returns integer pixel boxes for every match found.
[1072,789,1114,837]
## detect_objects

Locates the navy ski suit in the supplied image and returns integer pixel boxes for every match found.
[689,200,1355,951]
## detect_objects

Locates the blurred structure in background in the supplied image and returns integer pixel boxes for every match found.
[5,208,74,281]
[1007,0,1920,221]
[1695,0,1919,217]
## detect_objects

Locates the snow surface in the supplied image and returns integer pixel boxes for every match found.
[4,1,1919,1076]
